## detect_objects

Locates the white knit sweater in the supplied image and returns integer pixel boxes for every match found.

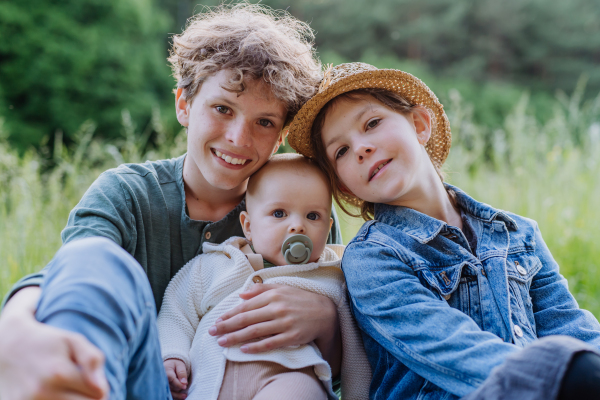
[157,237,371,400]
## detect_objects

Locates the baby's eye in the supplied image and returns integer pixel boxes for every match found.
[272,209,286,218]
[366,118,380,129]
[216,105,230,114]
[335,147,348,160]
[307,212,320,221]
[258,119,274,127]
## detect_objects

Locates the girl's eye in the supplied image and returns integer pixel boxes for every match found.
[335,147,348,160]
[258,119,274,128]
[216,105,230,114]
[366,118,380,129]
[272,210,286,218]
[307,212,319,221]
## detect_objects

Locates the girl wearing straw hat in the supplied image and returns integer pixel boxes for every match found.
[288,62,600,400]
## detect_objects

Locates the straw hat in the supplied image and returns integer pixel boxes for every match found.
[287,62,452,167]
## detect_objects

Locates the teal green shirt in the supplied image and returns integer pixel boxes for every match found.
[4,154,343,310]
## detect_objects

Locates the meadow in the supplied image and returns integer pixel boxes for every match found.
[1,85,600,318]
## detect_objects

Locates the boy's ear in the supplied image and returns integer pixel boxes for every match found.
[175,88,190,127]
[239,211,252,241]
[273,127,289,154]
[411,107,432,145]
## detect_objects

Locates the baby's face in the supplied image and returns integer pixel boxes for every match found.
[241,168,333,266]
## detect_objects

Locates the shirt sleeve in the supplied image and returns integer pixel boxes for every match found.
[529,222,600,347]
[343,240,518,397]
[2,171,136,308]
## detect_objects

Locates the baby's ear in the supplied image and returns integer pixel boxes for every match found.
[329,217,333,230]
[239,211,252,241]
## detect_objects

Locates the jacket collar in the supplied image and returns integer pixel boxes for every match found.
[373,184,518,244]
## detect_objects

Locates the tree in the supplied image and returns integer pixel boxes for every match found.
[0,0,173,150]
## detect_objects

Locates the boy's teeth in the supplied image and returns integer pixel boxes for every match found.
[215,150,247,165]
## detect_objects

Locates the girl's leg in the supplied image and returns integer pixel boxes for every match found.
[463,336,600,400]
[35,237,171,400]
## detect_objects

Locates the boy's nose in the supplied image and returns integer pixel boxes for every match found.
[226,121,252,147]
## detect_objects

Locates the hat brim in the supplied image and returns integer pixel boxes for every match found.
[288,68,451,167]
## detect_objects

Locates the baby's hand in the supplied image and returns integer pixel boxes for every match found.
[164,358,189,399]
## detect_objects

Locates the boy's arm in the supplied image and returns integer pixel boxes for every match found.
[529,222,600,346]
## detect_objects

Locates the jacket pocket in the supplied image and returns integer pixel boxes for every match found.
[505,252,542,337]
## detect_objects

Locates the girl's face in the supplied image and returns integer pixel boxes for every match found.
[321,94,432,205]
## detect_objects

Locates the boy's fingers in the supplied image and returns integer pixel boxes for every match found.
[238,283,283,300]
[67,333,108,397]
[216,320,286,348]
[239,332,295,354]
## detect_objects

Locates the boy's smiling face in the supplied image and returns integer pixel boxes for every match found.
[176,69,288,192]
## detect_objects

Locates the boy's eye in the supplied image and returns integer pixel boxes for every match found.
[307,212,319,221]
[258,119,274,127]
[216,105,230,114]
[335,147,348,160]
[272,210,286,218]
[366,118,380,129]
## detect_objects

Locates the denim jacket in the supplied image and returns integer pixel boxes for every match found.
[342,185,600,400]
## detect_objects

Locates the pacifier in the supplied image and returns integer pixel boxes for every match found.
[281,234,313,264]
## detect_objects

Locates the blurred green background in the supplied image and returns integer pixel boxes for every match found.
[1,0,600,317]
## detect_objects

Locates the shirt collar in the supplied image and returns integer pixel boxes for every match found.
[373,183,518,244]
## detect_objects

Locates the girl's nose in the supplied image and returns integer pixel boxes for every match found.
[356,144,374,162]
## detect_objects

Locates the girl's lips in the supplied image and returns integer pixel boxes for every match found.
[369,159,392,181]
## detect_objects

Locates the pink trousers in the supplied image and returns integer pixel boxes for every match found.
[217,361,327,400]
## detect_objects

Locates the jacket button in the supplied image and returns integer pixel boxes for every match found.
[515,261,527,276]
[252,276,263,284]
[205,231,212,240]
[514,325,523,338]
[481,268,487,277]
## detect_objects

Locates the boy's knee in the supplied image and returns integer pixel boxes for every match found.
[52,237,146,286]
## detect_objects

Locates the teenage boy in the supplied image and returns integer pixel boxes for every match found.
[0,4,342,399]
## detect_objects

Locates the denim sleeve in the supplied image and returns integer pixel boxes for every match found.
[529,222,600,347]
[343,240,518,397]
[2,171,135,308]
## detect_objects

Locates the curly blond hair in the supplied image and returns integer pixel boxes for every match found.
[168,3,322,115]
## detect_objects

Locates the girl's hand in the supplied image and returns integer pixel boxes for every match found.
[208,284,341,374]
[164,358,188,400]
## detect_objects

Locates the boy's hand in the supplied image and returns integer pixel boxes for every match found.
[208,283,342,375]
[164,358,189,399]
[0,287,109,400]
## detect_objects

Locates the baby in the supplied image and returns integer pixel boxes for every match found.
[157,153,370,400]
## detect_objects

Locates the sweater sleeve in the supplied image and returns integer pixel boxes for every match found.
[157,256,204,372]
[337,282,372,400]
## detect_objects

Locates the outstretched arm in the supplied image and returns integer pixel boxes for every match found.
[208,283,342,376]
[0,287,108,400]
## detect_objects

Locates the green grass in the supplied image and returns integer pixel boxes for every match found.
[2,89,600,320]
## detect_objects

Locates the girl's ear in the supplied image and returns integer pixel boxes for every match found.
[411,106,432,145]
[175,88,190,127]
[239,211,252,241]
